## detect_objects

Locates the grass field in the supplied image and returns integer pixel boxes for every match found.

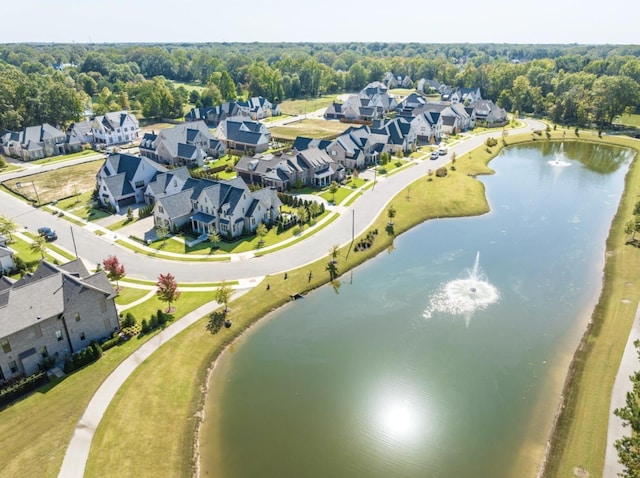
[171,81,206,94]
[616,112,640,128]
[0,162,22,175]
[114,287,151,306]
[269,118,348,140]
[3,160,102,205]
[31,149,99,165]
[278,95,338,116]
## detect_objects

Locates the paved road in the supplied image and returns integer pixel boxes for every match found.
[1,119,545,285]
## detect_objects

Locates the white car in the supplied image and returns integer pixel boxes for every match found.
[439,145,448,155]
[430,150,440,160]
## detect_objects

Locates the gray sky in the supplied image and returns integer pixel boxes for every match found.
[1,0,637,44]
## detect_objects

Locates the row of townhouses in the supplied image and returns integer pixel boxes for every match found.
[185,96,280,127]
[0,111,140,162]
[96,153,282,239]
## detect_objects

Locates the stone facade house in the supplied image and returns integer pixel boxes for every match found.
[0,260,118,382]
[0,124,81,162]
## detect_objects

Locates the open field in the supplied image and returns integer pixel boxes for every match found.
[616,112,640,128]
[278,95,338,115]
[2,161,102,205]
[269,118,348,140]
[31,149,99,165]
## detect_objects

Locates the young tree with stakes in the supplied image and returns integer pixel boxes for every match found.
[156,273,180,313]
[214,280,234,314]
[102,255,126,290]
[30,234,47,259]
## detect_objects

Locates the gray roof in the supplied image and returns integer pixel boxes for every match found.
[0,261,115,338]
[157,189,194,218]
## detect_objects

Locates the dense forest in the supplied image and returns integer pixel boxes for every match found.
[1,42,639,132]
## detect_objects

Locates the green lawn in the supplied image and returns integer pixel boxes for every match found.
[0,290,215,478]
[170,80,206,94]
[389,88,416,97]
[0,163,22,175]
[114,287,150,306]
[270,118,348,141]
[616,112,640,128]
[278,95,338,116]
[319,186,353,205]
[31,149,99,165]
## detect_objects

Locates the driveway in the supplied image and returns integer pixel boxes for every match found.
[117,215,156,243]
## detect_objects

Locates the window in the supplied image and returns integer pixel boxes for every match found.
[34,324,42,338]
[75,312,81,321]
[80,332,86,341]
[158,206,164,214]
[173,180,177,187]
[135,180,144,188]
[103,185,107,191]
[55,330,63,341]
[9,361,18,374]
[100,298,107,313]
[1,339,10,353]
[40,346,48,358]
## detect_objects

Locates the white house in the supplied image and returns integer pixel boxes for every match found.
[92,111,140,147]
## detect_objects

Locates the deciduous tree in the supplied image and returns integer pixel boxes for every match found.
[102,255,126,290]
[156,273,180,313]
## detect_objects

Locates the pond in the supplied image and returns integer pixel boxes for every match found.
[199,141,633,477]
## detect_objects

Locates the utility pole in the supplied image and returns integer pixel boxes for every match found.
[70,226,79,258]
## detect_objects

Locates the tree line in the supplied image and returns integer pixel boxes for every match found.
[1,42,639,132]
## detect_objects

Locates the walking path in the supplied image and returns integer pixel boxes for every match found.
[603,302,640,477]
[57,288,250,478]
[47,119,544,477]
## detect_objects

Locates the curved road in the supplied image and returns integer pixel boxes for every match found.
[2,119,546,478]
[3,119,545,285]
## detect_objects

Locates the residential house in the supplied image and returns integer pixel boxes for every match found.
[215,117,271,153]
[235,148,345,191]
[383,72,414,89]
[96,153,166,213]
[139,121,225,168]
[0,235,15,275]
[450,87,482,105]
[396,93,430,117]
[325,82,397,123]
[153,189,195,233]
[0,260,118,382]
[91,111,140,147]
[143,167,197,205]
[326,125,376,170]
[371,117,416,154]
[188,177,282,239]
[185,97,279,127]
[417,78,441,94]
[411,111,443,144]
[0,124,79,162]
[292,136,332,152]
[472,99,508,126]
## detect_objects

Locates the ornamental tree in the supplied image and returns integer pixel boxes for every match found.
[102,255,126,290]
[156,273,180,313]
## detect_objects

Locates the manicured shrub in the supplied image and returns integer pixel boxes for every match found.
[141,318,150,334]
[122,312,136,328]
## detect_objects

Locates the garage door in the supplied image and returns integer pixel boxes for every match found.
[117,196,137,207]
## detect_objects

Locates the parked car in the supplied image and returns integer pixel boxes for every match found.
[430,150,440,160]
[37,227,57,241]
[439,145,448,155]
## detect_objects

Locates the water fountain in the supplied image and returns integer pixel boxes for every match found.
[548,142,571,167]
[423,252,500,325]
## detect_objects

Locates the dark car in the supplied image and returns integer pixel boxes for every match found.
[37,227,57,241]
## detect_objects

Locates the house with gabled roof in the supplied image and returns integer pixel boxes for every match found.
[417,78,441,94]
[326,125,377,170]
[139,121,224,168]
[143,166,196,205]
[292,136,332,152]
[472,99,508,126]
[96,153,166,213]
[190,177,281,239]
[451,87,482,105]
[185,96,279,127]
[235,148,345,192]
[0,260,118,382]
[91,111,139,146]
[215,117,271,153]
[0,124,79,162]
[411,111,443,144]
[383,72,413,89]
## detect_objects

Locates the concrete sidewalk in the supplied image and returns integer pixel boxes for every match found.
[57,288,250,478]
[603,302,640,477]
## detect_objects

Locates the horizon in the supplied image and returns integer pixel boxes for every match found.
[1,0,637,45]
